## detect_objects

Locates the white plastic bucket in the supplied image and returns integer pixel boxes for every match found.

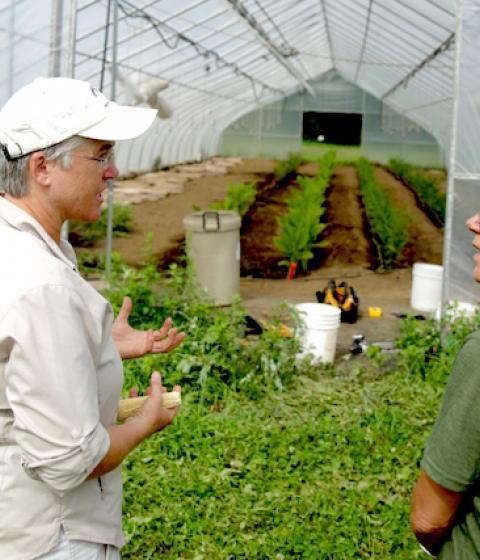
[411,263,443,313]
[295,303,341,363]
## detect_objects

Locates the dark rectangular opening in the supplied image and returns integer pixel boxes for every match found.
[303,112,362,145]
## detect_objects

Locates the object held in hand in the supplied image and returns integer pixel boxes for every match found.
[117,392,181,422]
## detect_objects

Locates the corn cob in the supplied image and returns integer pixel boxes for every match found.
[117,391,181,422]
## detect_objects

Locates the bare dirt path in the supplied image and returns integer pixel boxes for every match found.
[322,164,371,268]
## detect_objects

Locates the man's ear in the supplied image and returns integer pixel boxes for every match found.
[28,152,51,187]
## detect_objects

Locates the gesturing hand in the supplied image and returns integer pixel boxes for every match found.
[112,296,186,360]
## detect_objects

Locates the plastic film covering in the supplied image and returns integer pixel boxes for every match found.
[443,1,480,306]
[220,70,443,165]
[0,0,457,174]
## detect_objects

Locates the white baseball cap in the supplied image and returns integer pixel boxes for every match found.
[0,77,157,160]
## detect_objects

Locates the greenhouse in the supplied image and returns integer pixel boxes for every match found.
[2,0,480,558]
[1,0,477,303]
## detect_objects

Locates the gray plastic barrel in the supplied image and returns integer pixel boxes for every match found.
[183,211,241,305]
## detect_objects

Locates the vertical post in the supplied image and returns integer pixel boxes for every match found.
[8,0,15,98]
[49,0,64,77]
[60,0,77,243]
[67,0,78,78]
[440,0,463,314]
[106,0,118,280]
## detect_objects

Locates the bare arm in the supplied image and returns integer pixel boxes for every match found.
[411,470,464,556]
[88,372,180,479]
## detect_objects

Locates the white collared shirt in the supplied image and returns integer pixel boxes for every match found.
[0,196,125,559]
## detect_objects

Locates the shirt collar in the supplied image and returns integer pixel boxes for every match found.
[0,195,77,268]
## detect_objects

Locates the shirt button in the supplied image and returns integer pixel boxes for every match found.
[71,429,81,439]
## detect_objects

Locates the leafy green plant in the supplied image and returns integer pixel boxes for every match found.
[120,349,445,559]
[388,158,446,226]
[396,303,480,381]
[356,158,410,270]
[275,151,335,276]
[69,203,134,246]
[101,247,304,403]
[209,181,257,216]
[76,250,105,277]
[273,152,304,181]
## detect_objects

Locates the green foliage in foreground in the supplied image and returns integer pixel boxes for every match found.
[356,158,410,270]
[109,247,480,558]
[122,372,431,559]
[209,181,257,216]
[273,152,304,181]
[69,202,134,246]
[388,158,446,226]
[275,150,335,271]
[102,252,305,402]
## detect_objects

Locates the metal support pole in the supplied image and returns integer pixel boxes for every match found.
[106,0,118,280]
[440,0,463,314]
[49,0,64,77]
[8,0,15,97]
[60,0,78,243]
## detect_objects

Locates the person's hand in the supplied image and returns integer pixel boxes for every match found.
[126,371,181,435]
[112,296,186,360]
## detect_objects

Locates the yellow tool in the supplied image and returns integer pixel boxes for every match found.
[368,307,382,318]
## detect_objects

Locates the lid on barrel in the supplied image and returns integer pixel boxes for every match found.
[183,210,241,233]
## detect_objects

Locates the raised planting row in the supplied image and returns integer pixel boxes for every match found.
[273,151,304,182]
[208,180,257,216]
[356,158,410,270]
[275,150,336,279]
[387,158,446,227]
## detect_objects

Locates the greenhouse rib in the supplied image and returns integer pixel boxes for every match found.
[320,0,335,66]
[225,0,314,95]
[354,0,374,82]
[382,32,454,99]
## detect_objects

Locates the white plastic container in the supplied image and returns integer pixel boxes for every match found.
[295,303,341,363]
[410,263,443,313]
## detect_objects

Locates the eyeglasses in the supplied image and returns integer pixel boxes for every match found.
[72,153,114,169]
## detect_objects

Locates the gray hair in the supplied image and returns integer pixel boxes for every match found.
[0,136,88,197]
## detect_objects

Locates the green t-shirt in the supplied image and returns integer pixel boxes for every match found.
[422,331,480,559]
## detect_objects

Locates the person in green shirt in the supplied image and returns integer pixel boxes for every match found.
[411,211,480,558]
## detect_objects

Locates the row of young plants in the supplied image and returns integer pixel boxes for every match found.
[208,180,257,217]
[387,158,446,227]
[356,158,411,270]
[275,150,336,279]
[110,251,480,557]
[273,152,304,182]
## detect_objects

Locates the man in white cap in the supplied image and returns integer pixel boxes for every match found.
[0,77,183,559]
